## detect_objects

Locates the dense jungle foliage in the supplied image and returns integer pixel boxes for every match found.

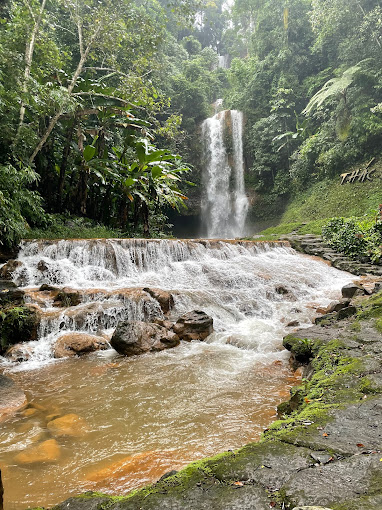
[0,0,382,247]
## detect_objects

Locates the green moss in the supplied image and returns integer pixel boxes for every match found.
[357,291,382,319]
[359,376,382,395]
[282,335,315,362]
[375,318,382,333]
[0,305,38,354]
[350,320,361,332]
[282,174,382,223]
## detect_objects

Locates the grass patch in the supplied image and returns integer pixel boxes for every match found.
[25,214,124,240]
[282,172,382,224]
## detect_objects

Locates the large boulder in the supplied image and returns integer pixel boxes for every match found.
[143,288,174,314]
[0,375,27,421]
[53,333,109,358]
[173,310,213,342]
[111,321,180,357]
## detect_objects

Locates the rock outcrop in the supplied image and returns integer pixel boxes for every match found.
[53,333,108,358]
[111,320,180,356]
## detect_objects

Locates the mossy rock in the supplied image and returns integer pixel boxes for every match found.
[0,306,39,354]
[283,335,313,363]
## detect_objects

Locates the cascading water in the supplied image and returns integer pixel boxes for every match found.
[6,238,351,364]
[0,239,354,510]
[201,110,249,239]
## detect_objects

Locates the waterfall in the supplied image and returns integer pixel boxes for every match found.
[201,110,249,239]
[5,239,351,367]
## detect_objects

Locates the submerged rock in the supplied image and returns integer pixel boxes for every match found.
[14,439,61,464]
[173,310,213,342]
[47,413,88,437]
[0,375,27,420]
[111,321,180,356]
[53,333,109,358]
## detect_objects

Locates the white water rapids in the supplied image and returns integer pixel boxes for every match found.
[5,238,351,369]
[0,238,355,510]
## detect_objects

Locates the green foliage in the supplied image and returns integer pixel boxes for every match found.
[0,164,45,249]
[282,175,382,224]
[0,306,38,354]
[322,216,382,262]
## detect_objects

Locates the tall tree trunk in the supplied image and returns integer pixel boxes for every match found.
[142,202,150,238]
[14,0,47,145]
[58,123,74,211]
[29,23,102,164]
[78,167,89,215]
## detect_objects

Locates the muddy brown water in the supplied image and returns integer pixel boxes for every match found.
[0,347,300,510]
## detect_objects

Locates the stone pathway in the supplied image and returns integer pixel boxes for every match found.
[283,234,382,276]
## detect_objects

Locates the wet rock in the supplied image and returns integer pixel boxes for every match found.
[53,289,81,307]
[143,288,174,314]
[341,283,365,299]
[283,335,312,363]
[37,260,48,272]
[39,284,59,292]
[47,413,88,437]
[111,320,180,356]
[0,374,27,420]
[5,343,33,362]
[172,310,213,342]
[54,333,109,358]
[337,306,357,320]
[0,260,23,280]
[287,320,300,327]
[317,299,351,315]
[14,439,61,464]
[276,285,289,295]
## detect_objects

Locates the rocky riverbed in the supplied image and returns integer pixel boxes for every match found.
[1,238,381,510]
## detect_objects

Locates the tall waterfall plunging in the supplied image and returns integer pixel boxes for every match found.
[201,110,249,239]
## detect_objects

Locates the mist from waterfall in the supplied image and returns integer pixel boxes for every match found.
[201,110,249,239]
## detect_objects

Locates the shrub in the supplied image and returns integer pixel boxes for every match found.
[322,216,382,263]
